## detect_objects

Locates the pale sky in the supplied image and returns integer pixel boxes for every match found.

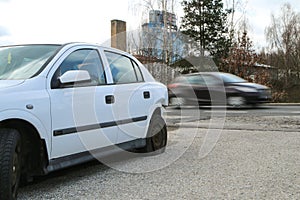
[0,0,300,49]
[0,0,130,45]
[243,0,300,50]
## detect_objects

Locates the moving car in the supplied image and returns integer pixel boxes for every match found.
[168,72,271,107]
[0,43,168,200]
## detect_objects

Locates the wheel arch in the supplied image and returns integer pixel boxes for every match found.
[0,118,50,178]
[149,105,165,122]
[152,107,162,117]
[142,106,167,153]
[0,110,50,144]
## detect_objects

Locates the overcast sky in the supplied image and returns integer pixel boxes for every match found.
[243,0,300,49]
[0,0,300,49]
[0,0,129,45]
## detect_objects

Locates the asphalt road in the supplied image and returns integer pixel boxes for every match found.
[18,105,300,199]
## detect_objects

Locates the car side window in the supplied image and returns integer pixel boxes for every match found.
[51,49,106,89]
[186,75,205,85]
[201,75,221,86]
[104,51,143,84]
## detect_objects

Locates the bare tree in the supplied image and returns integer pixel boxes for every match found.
[223,0,248,41]
[265,3,300,85]
[220,31,261,79]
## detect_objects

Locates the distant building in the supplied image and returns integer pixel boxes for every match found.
[148,10,177,30]
[140,10,183,64]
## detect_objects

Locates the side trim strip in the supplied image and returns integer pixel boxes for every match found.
[53,116,147,137]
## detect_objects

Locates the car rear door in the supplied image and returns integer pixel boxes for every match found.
[47,46,118,158]
[201,74,226,104]
[102,50,152,144]
[185,75,211,104]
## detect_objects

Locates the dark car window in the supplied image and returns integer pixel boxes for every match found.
[172,77,188,84]
[219,73,246,83]
[51,49,106,89]
[202,75,222,86]
[186,75,205,85]
[104,51,142,84]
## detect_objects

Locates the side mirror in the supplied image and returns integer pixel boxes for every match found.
[58,70,91,84]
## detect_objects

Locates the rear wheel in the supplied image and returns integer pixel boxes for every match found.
[140,115,167,154]
[169,97,185,108]
[0,129,22,200]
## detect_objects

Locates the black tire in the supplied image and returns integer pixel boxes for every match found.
[143,115,167,154]
[0,129,22,200]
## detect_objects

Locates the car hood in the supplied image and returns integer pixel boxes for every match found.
[228,82,269,89]
[0,80,24,89]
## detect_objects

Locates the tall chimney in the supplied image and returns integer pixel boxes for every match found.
[111,20,127,51]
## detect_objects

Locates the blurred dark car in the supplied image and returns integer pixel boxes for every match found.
[168,72,272,107]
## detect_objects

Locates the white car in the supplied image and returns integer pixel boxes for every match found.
[0,43,168,199]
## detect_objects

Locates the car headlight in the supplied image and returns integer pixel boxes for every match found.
[235,86,258,93]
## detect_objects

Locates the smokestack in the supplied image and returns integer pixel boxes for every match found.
[111,19,127,51]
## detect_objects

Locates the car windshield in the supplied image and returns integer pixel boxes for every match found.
[0,45,61,80]
[219,73,246,83]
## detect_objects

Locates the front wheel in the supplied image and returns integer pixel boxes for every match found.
[0,129,22,200]
[227,96,246,108]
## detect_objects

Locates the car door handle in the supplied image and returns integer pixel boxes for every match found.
[143,91,150,99]
[105,95,115,104]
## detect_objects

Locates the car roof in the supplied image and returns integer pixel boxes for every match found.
[186,72,222,75]
[183,72,229,77]
[0,42,121,52]
[0,43,144,62]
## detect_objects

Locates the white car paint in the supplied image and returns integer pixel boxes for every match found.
[0,43,168,160]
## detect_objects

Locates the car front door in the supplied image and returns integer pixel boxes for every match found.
[48,46,118,158]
